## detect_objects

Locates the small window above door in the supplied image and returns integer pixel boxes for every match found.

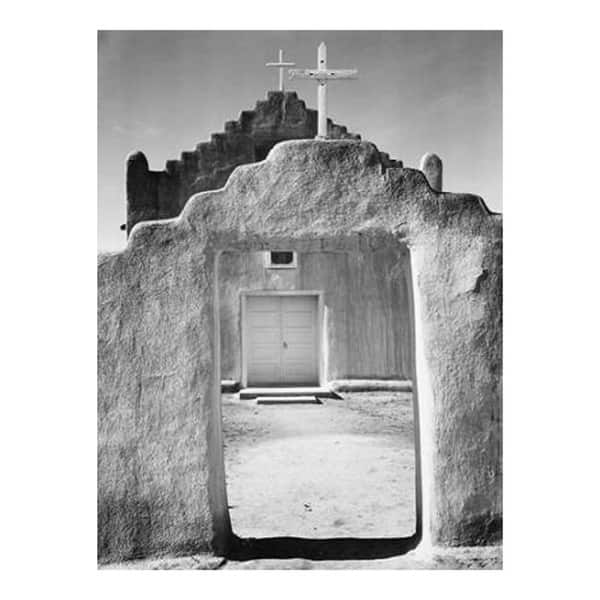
[264,251,297,269]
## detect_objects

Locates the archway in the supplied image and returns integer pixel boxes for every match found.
[97,140,501,563]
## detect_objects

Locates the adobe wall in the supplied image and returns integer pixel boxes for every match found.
[126,91,404,235]
[218,249,414,382]
[98,139,502,561]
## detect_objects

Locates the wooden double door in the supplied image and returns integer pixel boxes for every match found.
[245,294,319,386]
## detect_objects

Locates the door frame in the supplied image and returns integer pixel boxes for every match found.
[240,290,324,388]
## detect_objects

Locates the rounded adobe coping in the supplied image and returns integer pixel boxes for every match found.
[120,139,498,257]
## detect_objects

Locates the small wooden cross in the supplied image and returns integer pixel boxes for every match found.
[289,42,358,139]
[266,49,296,92]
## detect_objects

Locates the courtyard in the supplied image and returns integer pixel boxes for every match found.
[222,391,417,543]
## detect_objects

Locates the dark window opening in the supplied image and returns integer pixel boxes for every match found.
[270,251,294,265]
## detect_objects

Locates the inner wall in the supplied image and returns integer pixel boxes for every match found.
[218,248,414,385]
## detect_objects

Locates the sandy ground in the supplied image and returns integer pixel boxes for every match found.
[222,392,416,541]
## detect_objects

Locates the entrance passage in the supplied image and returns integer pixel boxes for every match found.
[245,294,319,386]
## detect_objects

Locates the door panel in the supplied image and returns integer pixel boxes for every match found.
[281,296,318,385]
[246,296,282,386]
[246,295,318,386]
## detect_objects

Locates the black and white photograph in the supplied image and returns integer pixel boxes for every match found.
[97,30,502,569]
[5,3,599,595]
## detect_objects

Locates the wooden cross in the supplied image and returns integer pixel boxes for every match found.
[289,42,358,139]
[266,49,296,92]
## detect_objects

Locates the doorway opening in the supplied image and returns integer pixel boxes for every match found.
[216,245,421,560]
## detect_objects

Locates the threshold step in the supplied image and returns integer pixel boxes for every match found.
[256,396,322,405]
[240,387,339,400]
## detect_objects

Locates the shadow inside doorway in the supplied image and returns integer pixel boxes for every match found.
[226,533,419,562]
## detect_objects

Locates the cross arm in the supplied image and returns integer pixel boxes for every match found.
[289,68,358,81]
[266,62,296,67]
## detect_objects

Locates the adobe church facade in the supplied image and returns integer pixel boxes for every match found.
[98,90,502,562]
[126,91,413,387]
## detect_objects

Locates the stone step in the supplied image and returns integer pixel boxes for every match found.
[240,387,339,400]
[256,396,322,405]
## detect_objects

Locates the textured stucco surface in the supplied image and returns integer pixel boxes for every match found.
[411,207,502,545]
[98,239,230,562]
[98,139,502,561]
[125,91,404,234]
[419,152,443,192]
[218,249,414,382]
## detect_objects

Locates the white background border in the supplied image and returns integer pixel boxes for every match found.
[2,0,599,597]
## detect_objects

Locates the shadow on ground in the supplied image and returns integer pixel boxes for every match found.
[226,533,419,561]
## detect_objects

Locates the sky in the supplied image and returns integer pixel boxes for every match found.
[98,30,501,251]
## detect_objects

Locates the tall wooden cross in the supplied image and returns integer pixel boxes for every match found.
[289,42,358,139]
[266,49,296,92]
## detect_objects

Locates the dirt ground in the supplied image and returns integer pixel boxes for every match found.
[222,391,416,541]
[102,545,502,570]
